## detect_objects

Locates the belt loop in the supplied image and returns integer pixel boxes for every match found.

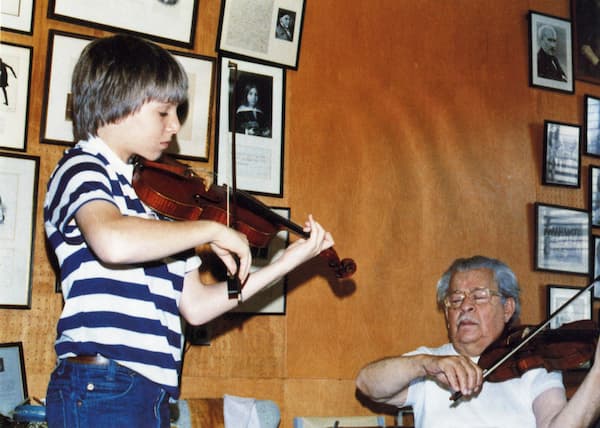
[107,358,117,381]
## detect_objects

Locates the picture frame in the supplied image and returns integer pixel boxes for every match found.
[164,51,215,161]
[0,152,39,309]
[40,30,94,146]
[590,166,600,227]
[584,95,600,157]
[571,0,600,85]
[47,0,199,49]
[528,11,574,94]
[231,207,290,314]
[0,42,33,152]
[542,120,581,188]
[0,342,28,416]
[215,56,286,197]
[546,285,592,329]
[217,0,305,69]
[534,202,590,275]
[1,0,35,35]
[590,235,600,298]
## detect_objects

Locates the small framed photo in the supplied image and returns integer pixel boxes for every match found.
[0,42,33,152]
[40,30,94,146]
[1,0,35,35]
[542,120,581,187]
[0,152,39,308]
[590,166,600,227]
[584,95,600,157]
[572,0,600,85]
[0,342,28,415]
[48,0,199,48]
[546,285,592,329]
[215,56,285,197]
[217,0,306,69]
[535,202,590,275]
[590,235,600,298]
[528,11,574,94]
[232,207,290,314]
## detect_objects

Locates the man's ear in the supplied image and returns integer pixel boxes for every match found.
[503,297,516,322]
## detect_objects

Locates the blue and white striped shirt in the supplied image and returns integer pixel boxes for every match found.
[44,137,200,398]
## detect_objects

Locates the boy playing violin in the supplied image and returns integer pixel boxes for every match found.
[44,33,334,427]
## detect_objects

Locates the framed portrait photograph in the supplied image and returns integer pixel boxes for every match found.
[572,0,600,85]
[0,342,27,416]
[542,120,581,187]
[0,42,32,152]
[528,11,574,94]
[217,0,306,69]
[534,202,590,275]
[40,30,94,146]
[164,51,215,161]
[215,56,285,197]
[546,285,592,329]
[1,0,35,34]
[232,207,290,314]
[0,152,39,308]
[585,95,600,157]
[48,0,199,48]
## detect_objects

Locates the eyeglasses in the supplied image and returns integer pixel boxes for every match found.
[443,287,503,309]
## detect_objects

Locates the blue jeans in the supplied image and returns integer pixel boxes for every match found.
[45,358,170,428]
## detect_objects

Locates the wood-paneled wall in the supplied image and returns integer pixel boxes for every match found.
[2,1,600,426]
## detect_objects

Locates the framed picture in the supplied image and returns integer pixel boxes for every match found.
[591,235,600,298]
[215,57,285,197]
[164,51,215,161]
[40,30,94,146]
[590,166,600,226]
[47,0,199,48]
[546,285,592,329]
[217,0,305,69]
[0,42,32,152]
[0,342,27,415]
[0,152,39,308]
[534,202,590,275]
[542,120,581,187]
[528,11,574,94]
[232,207,290,314]
[585,95,600,157]
[572,0,600,85]
[1,0,35,35]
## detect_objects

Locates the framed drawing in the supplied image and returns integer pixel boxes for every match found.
[1,0,35,35]
[0,342,27,416]
[572,0,600,85]
[215,57,285,197]
[0,152,39,308]
[528,11,574,94]
[585,95,600,157]
[232,207,290,314]
[40,30,94,146]
[546,285,592,329]
[534,202,589,275]
[47,0,198,48]
[542,120,581,187]
[217,0,306,69]
[0,42,32,152]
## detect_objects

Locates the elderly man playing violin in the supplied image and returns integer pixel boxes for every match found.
[356,255,600,428]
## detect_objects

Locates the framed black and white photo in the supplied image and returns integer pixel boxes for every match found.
[0,342,27,416]
[232,207,290,314]
[542,120,581,187]
[48,0,198,48]
[40,30,94,146]
[546,285,592,329]
[0,152,39,308]
[590,235,600,298]
[535,202,590,275]
[590,166,600,227]
[164,51,215,161]
[528,11,574,94]
[215,57,285,197]
[572,0,600,85]
[1,0,35,35]
[0,42,32,152]
[585,95,600,157]
[217,0,305,69]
